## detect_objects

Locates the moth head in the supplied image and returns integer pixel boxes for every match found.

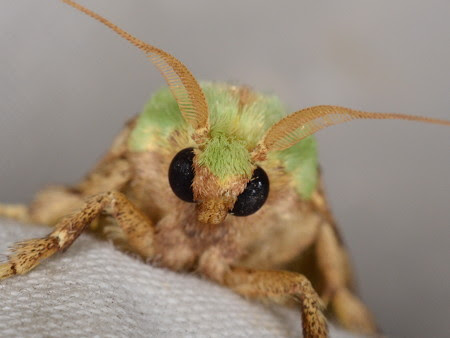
[62,0,269,225]
[169,145,269,225]
[63,0,450,225]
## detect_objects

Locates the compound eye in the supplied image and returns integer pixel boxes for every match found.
[230,166,269,216]
[168,148,195,203]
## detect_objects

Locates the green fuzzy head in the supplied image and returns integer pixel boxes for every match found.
[129,82,319,199]
[197,133,253,181]
[196,84,282,181]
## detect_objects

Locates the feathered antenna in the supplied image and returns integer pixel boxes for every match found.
[61,0,209,136]
[253,105,450,160]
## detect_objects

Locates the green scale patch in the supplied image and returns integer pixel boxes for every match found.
[129,83,318,199]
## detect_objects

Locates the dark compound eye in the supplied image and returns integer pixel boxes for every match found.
[168,148,195,203]
[231,166,269,216]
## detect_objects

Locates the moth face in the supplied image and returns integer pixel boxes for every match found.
[168,147,269,225]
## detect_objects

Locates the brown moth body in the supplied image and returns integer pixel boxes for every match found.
[1,1,449,337]
[0,85,373,337]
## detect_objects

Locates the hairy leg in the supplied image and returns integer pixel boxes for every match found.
[315,222,377,334]
[223,267,328,338]
[0,191,155,280]
[198,246,327,337]
[199,246,327,338]
[0,186,84,226]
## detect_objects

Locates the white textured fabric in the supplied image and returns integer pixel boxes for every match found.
[0,220,357,338]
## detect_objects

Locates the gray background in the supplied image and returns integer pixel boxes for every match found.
[0,1,449,337]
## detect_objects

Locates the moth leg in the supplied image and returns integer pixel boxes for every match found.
[0,203,31,223]
[0,186,85,226]
[29,186,86,225]
[315,222,378,334]
[0,191,155,280]
[224,267,327,338]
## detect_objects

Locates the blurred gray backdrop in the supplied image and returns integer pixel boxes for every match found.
[0,1,449,337]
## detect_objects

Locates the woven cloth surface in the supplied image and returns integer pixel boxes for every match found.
[0,219,357,338]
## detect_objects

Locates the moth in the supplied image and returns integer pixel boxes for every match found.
[0,1,449,337]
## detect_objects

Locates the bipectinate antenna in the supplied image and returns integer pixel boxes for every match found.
[253,105,450,159]
[61,0,209,136]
